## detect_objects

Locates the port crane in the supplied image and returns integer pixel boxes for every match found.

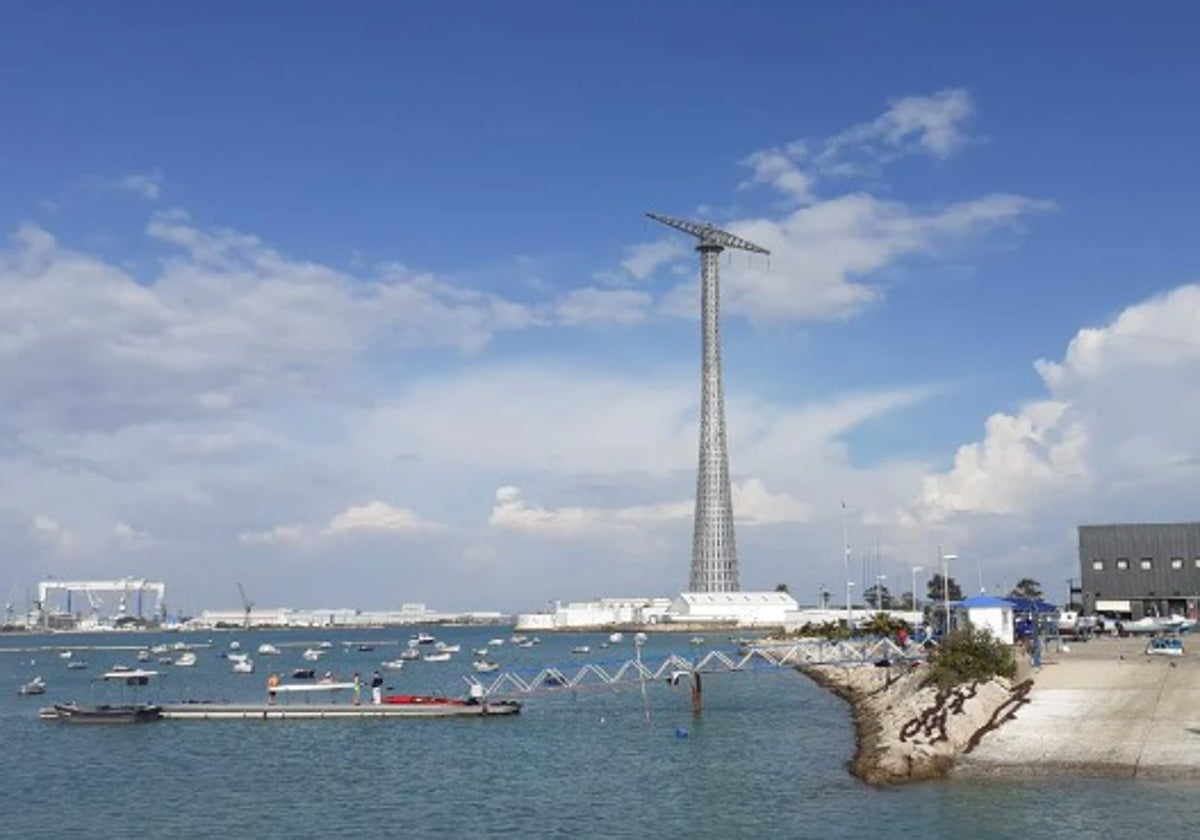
[237,582,254,629]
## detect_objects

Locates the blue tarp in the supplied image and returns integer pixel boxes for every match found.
[954,594,1016,609]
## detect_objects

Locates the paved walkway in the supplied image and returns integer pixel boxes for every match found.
[959,636,1200,778]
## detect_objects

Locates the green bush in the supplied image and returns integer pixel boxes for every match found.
[924,625,1016,689]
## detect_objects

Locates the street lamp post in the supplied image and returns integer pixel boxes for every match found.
[941,553,958,635]
[911,565,923,613]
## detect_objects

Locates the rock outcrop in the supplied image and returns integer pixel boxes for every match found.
[801,662,1032,785]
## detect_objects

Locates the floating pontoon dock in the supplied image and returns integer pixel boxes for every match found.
[160,701,519,720]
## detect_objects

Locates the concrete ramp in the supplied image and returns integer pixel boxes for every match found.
[960,638,1200,779]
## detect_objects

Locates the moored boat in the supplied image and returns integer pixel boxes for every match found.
[19,676,46,696]
[381,660,405,671]
[422,652,452,663]
[472,660,500,673]
[39,669,163,724]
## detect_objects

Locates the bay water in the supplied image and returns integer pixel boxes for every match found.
[2,627,1196,838]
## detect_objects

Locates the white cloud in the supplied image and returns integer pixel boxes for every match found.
[621,239,686,280]
[489,479,808,536]
[112,521,150,545]
[239,524,308,546]
[647,91,1049,324]
[85,170,164,201]
[323,501,444,535]
[824,88,975,165]
[552,287,650,325]
[712,193,1051,322]
[918,283,1200,525]
[118,171,163,201]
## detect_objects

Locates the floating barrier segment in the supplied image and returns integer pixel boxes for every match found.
[470,639,921,697]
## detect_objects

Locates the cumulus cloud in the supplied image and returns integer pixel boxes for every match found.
[918,283,1200,525]
[323,501,445,535]
[239,502,443,546]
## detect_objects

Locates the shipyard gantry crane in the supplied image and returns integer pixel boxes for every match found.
[645,213,770,593]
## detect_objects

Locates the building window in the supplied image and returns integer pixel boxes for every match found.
[1140,558,1153,571]
[1171,557,1184,570]
[1092,560,1104,571]
[1116,558,1130,570]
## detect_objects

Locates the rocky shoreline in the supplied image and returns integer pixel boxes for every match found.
[799,661,1032,785]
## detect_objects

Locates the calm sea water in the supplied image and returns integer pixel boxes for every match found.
[2,627,1197,839]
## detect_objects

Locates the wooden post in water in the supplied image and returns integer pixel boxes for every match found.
[690,670,703,715]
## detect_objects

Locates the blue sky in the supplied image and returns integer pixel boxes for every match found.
[4,2,1200,614]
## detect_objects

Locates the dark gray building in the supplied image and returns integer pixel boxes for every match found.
[1079,523,1200,619]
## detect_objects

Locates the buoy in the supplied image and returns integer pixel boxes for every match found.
[675,727,689,739]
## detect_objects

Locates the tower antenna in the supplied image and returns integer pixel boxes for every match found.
[646,213,769,593]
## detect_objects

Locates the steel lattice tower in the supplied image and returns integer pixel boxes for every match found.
[646,213,770,592]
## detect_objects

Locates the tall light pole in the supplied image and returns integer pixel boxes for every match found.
[941,553,958,635]
[842,501,852,625]
[647,213,769,593]
[911,565,923,613]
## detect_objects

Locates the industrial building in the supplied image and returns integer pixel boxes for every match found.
[1079,522,1200,619]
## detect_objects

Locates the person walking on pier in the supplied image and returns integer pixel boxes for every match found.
[371,670,384,705]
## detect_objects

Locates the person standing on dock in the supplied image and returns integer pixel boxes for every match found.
[371,670,383,705]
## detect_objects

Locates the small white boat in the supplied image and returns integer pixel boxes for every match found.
[516,639,535,648]
[172,641,190,651]
[422,652,452,663]
[257,643,280,656]
[150,644,170,655]
[232,658,255,674]
[571,645,590,654]
[229,640,242,651]
[381,660,405,671]
[472,660,500,673]
[302,648,324,662]
[157,656,173,664]
[434,642,460,654]
[634,632,648,644]
[609,632,624,643]
[175,652,197,667]
[317,641,333,649]
[488,638,505,647]
[18,676,46,696]
[399,648,420,661]
[473,648,490,657]
[227,652,249,664]
[510,634,528,645]
[689,636,705,645]
[59,651,73,660]
[413,632,436,645]
[136,650,151,662]
[67,661,87,670]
